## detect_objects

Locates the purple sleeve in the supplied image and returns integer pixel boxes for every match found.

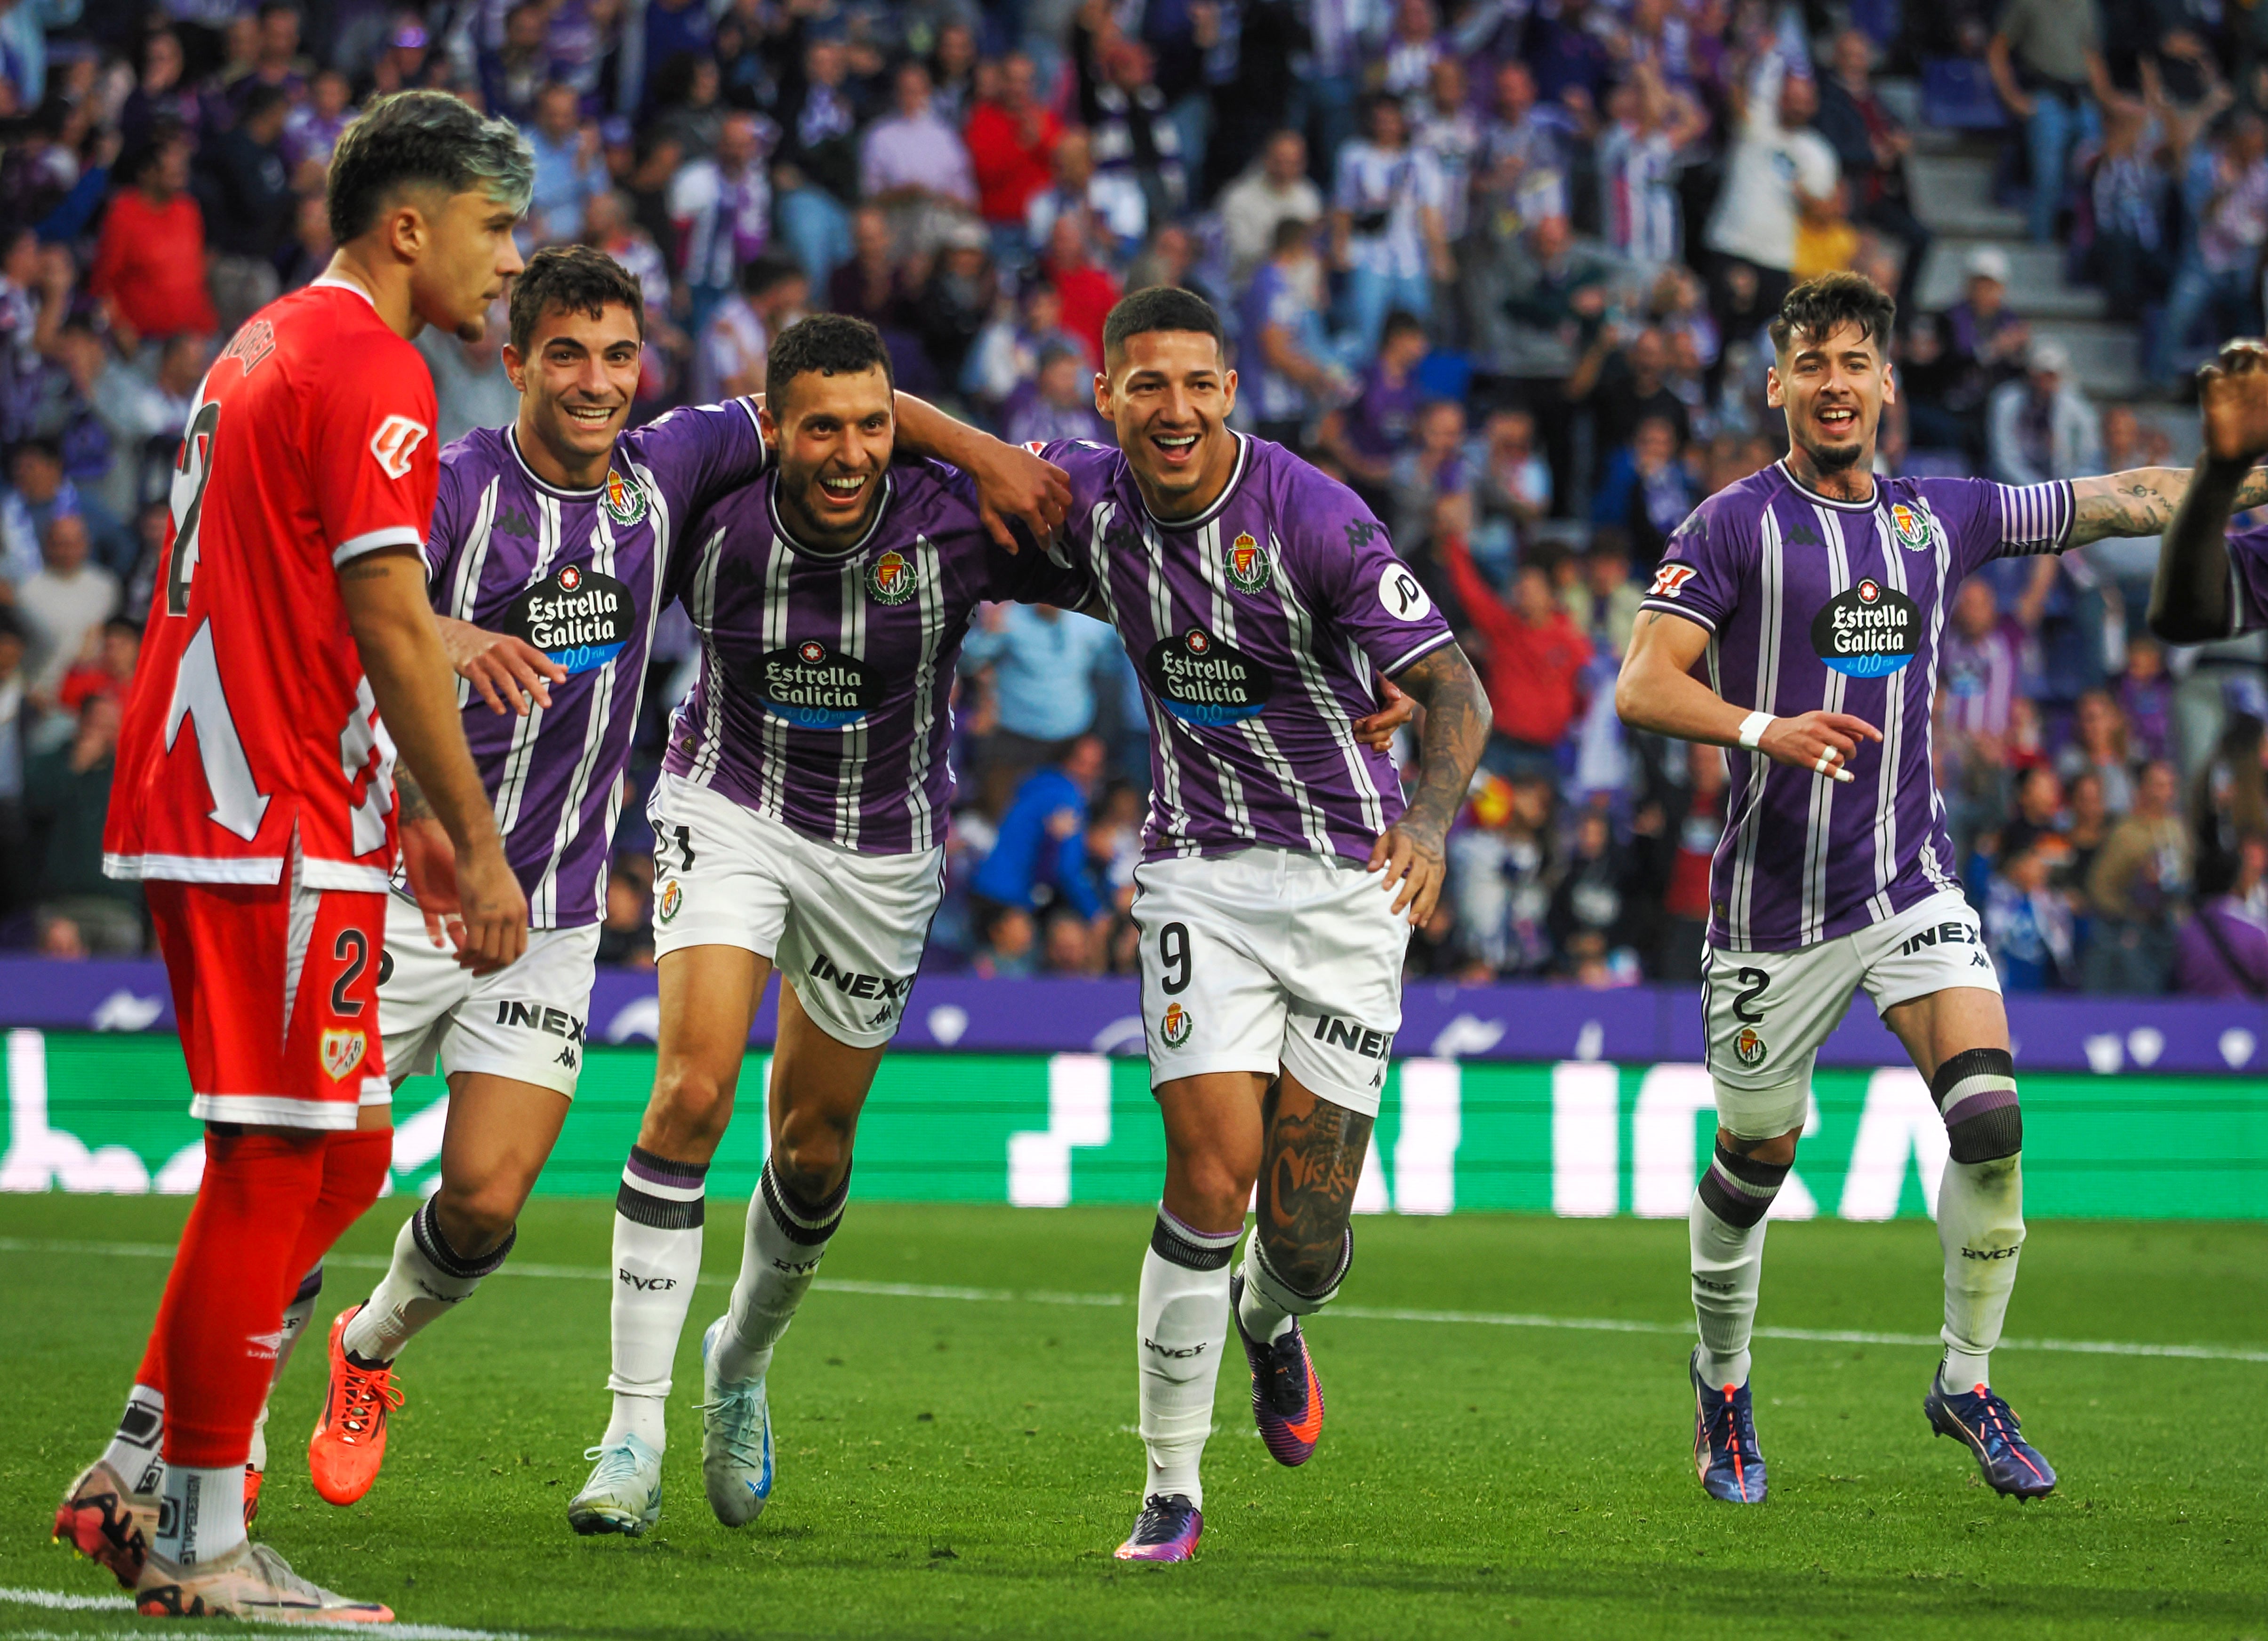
[1297,474,1457,677]
[1637,491,1749,634]
[2229,524,2268,637]
[1920,476,2075,582]
[637,397,773,517]
[422,452,468,596]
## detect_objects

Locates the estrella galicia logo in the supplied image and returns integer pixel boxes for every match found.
[866,547,917,605]
[751,639,883,728]
[601,466,648,525]
[504,561,633,675]
[1144,627,1273,726]
[1811,577,1918,678]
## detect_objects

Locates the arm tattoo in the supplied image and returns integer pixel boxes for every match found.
[1257,1081,1373,1291]
[1389,643,1491,843]
[2069,466,2189,545]
[396,767,435,824]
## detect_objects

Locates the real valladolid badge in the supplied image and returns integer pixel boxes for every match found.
[1225,531,1272,593]
[866,547,916,605]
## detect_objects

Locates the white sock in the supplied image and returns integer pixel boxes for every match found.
[1235,1226,1353,1344]
[1690,1144,1787,1390]
[1138,1208,1239,1511]
[343,1199,515,1365]
[151,1464,245,1568]
[99,1385,165,1497]
[603,1146,708,1453]
[714,1162,848,1385]
[1937,1154,2025,1393]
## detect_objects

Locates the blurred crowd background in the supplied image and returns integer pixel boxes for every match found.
[0,0,2264,998]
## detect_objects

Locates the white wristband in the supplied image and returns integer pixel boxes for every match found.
[1737,711,1775,751]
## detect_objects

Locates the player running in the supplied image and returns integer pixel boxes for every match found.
[55,92,532,1621]
[1025,287,1492,1563]
[2148,338,2268,647]
[1615,272,2209,1506]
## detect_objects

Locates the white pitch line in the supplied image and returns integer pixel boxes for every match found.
[8,1238,2266,1364]
[0,1587,528,1639]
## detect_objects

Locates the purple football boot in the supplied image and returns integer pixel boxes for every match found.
[1230,1273,1326,1466]
[1114,1494,1201,1562]
[1925,1373,2057,1498]
[1691,1347,1768,1503]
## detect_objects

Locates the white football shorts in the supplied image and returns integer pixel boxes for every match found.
[1702,888,2002,1137]
[647,772,943,1049]
[377,893,601,1098]
[1130,845,1412,1119]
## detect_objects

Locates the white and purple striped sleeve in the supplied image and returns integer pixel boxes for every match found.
[1991,480,2076,557]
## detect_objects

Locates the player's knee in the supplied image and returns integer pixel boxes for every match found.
[1720,1127,1799,1169]
[649,1060,735,1146]
[1930,1047,2022,1165]
[771,1129,851,1206]
[433,1177,523,1253]
[1174,1154,1257,1229]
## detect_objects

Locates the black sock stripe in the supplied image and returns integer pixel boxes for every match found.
[1150,1214,1235,1272]
[1930,1046,2016,1102]
[1947,1105,2023,1164]
[289,1265,325,1305]
[760,1165,845,1246]
[1712,1142,1792,1190]
[616,1181,705,1230]
[627,1144,710,1185]
[1698,1169,1772,1229]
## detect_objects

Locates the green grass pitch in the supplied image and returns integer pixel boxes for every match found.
[2,1195,2264,1640]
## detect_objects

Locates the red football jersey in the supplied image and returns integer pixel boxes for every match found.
[105,280,439,891]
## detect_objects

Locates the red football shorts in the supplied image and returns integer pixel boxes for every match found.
[146,873,390,1129]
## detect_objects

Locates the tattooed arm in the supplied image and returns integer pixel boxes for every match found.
[1366,643,1490,925]
[2150,341,2268,643]
[2066,464,2268,547]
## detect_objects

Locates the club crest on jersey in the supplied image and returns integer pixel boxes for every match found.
[1890,501,1934,552]
[1225,531,1272,594]
[1160,1001,1194,1047]
[657,879,682,924]
[1733,1026,1767,1067]
[1812,577,1920,678]
[320,1028,367,1082]
[601,467,648,525]
[866,548,917,605]
[503,562,633,675]
[1146,627,1273,726]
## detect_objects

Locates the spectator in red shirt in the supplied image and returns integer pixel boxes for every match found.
[1035,208,1121,369]
[90,130,217,343]
[1442,525,1593,778]
[965,53,1061,243]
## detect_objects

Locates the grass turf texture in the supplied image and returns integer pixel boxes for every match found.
[2,1197,2264,1641]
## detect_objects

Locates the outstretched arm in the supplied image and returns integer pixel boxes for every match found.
[2068,463,2268,547]
[1615,608,1880,782]
[1366,643,1491,925]
[2151,341,2268,643]
[890,391,1072,551]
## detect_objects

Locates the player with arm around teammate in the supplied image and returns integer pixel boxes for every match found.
[1027,287,1493,1562]
[55,92,532,1622]
[2149,338,2268,647]
[1615,272,2213,1507]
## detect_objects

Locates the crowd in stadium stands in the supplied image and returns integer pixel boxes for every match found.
[0,0,2265,999]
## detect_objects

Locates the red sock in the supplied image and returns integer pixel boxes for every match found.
[280,1126,393,1300]
[160,1129,328,1469]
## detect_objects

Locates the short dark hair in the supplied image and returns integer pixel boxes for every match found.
[1382,308,1427,346]
[1101,285,1225,365]
[1769,271,1896,359]
[508,244,645,356]
[240,81,291,126]
[1270,215,1315,255]
[326,89,534,246]
[766,313,893,413]
[740,250,806,299]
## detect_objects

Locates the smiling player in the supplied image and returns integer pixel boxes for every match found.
[1616,272,2209,1505]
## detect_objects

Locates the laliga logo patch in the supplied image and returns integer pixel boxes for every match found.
[1650,563,1698,599]
[1811,576,1919,678]
[866,548,917,605]
[601,467,648,525]
[1890,500,1934,552]
[1160,1001,1194,1047]
[320,1028,367,1082]
[657,879,683,924]
[1733,1026,1767,1067]
[1225,531,1272,594]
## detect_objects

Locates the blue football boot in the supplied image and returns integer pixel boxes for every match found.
[1691,1347,1767,1503]
[1925,1372,2057,1498]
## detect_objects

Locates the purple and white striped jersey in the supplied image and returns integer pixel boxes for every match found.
[1034,433,1456,865]
[2224,522,2268,634]
[425,401,769,927]
[662,457,1090,853]
[1642,461,2074,953]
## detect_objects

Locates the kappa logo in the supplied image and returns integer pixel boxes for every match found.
[1345,518,1385,551]
[658,879,683,924]
[866,547,917,605]
[369,415,429,480]
[1225,531,1272,593]
[1649,563,1698,599]
[493,504,536,539]
[1160,1001,1194,1047]
[319,1028,367,1081]
[1733,1026,1768,1067]
[602,466,648,525]
[1891,500,1935,552]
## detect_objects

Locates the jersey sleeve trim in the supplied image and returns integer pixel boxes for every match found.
[1638,598,1717,633]
[189,1094,361,1130]
[300,858,395,893]
[103,851,286,885]
[1991,480,2075,556]
[333,525,426,566]
[1379,628,1458,677]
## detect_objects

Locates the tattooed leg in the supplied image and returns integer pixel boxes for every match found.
[1240,1074,1371,1339]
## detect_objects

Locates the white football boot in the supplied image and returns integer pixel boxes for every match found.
[567,1432,664,1536]
[135,1539,393,1622]
[698,1316,775,1526]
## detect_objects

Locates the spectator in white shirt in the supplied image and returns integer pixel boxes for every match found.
[1331,93,1453,352]
[1026,126,1148,264]
[860,60,979,257]
[1702,55,1837,316]
[1218,129,1324,282]
[694,252,806,406]
[1988,338,2103,486]
[17,513,119,699]
[669,111,774,335]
